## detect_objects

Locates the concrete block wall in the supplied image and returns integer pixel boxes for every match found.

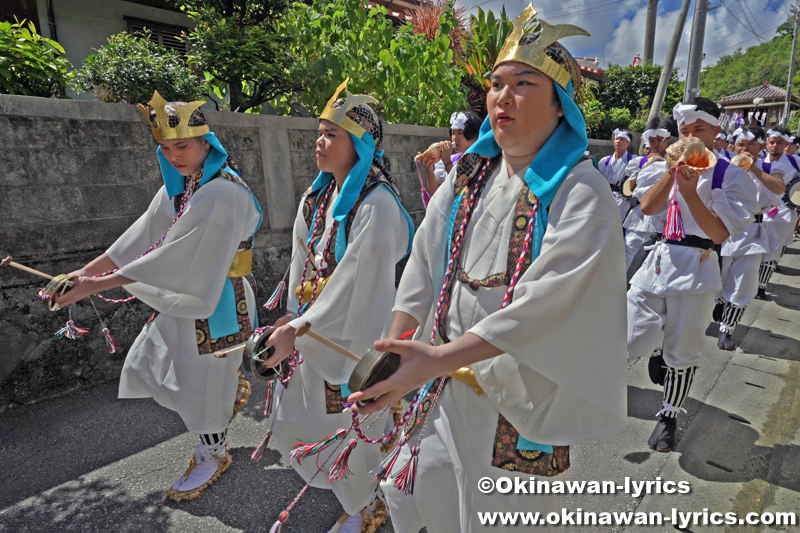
[0,94,627,401]
[0,95,444,401]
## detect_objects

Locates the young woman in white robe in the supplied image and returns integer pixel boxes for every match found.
[259,86,413,533]
[715,125,785,350]
[627,99,758,453]
[349,8,628,531]
[53,96,263,500]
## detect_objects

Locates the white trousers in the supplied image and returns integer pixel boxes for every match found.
[624,230,650,270]
[719,254,761,307]
[627,286,715,370]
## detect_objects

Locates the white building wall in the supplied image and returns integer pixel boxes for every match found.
[35,0,191,99]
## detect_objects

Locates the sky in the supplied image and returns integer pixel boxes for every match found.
[461,0,796,78]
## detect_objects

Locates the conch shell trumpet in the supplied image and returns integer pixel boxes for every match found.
[730,153,753,171]
[415,141,455,165]
[665,137,717,173]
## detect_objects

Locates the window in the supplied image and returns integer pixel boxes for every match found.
[125,16,188,54]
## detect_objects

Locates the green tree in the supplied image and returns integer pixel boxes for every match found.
[598,63,682,116]
[699,33,798,101]
[273,0,467,126]
[176,0,300,113]
[0,19,73,97]
[74,31,206,104]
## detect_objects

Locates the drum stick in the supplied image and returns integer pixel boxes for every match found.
[296,236,318,271]
[213,342,246,358]
[1,257,55,280]
[296,323,361,362]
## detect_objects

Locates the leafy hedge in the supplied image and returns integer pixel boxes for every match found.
[0,19,73,97]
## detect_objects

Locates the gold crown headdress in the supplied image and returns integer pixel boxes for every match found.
[137,91,210,140]
[319,79,378,138]
[494,4,590,89]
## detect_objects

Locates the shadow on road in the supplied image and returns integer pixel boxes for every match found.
[0,478,170,532]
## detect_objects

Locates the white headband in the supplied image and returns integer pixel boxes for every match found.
[766,129,793,142]
[642,128,670,146]
[672,103,720,128]
[716,133,727,140]
[450,112,468,130]
[613,129,631,142]
[732,128,763,144]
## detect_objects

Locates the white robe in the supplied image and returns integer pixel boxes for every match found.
[623,156,666,269]
[109,178,261,434]
[717,159,781,306]
[270,185,409,516]
[627,160,758,368]
[383,158,628,532]
[598,152,633,222]
[761,154,800,261]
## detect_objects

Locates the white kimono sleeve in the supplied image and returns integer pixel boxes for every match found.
[115,179,259,319]
[711,164,758,239]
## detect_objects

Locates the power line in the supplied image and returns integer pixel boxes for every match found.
[548,0,647,19]
[739,0,768,38]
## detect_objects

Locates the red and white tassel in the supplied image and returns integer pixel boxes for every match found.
[373,439,404,482]
[264,380,276,416]
[392,445,419,495]
[102,327,119,354]
[766,206,779,219]
[54,320,90,340]
[328,439,358,482]
[663,167,685,240]
[252,429,273,461]
[290,428,347,465]
[264,280,286,311]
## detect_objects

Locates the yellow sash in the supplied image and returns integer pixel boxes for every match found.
[227,248,253,278]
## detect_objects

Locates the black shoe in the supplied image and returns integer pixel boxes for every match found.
[718,331,735,351]
[755,288,767,300]
[647,414,676,452]
[648,353,667,385]
[712,302,724,322]
[775,265,781,273]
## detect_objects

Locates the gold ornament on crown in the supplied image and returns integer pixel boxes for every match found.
[319,79,378,138]
[494,4,590,89]
[137,91,210,140]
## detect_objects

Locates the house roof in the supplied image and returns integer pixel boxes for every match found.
[573,57,608,83]
[718,83,798,106]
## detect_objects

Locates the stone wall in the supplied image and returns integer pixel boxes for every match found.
[0,94,630,402]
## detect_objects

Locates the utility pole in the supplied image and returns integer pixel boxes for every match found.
[643,0,658,64]
[685,0,710,101]
[648,0,693,123]
[783,10,798,126]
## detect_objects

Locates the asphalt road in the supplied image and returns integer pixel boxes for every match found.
[1,244,798,532]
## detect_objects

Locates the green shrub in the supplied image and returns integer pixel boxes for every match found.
[74,31,207,104]
[629,118,646,132]
[0,19,73,97]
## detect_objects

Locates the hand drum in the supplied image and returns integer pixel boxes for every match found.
[242,329,288,383]
[347,347,401,405]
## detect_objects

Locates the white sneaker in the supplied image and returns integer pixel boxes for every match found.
[166,443,231,501]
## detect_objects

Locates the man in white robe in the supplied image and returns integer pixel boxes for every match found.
[757,126,800,299]
[53,95,263,500]
[599,128,634,221]
[715,125,785,350]
[259,84,413,533]
[349,7,628,531]
[623,117,675,271]
[627,98,758,452]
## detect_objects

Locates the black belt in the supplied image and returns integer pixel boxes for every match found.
[664,235,714,250]
[754,213,764,223]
